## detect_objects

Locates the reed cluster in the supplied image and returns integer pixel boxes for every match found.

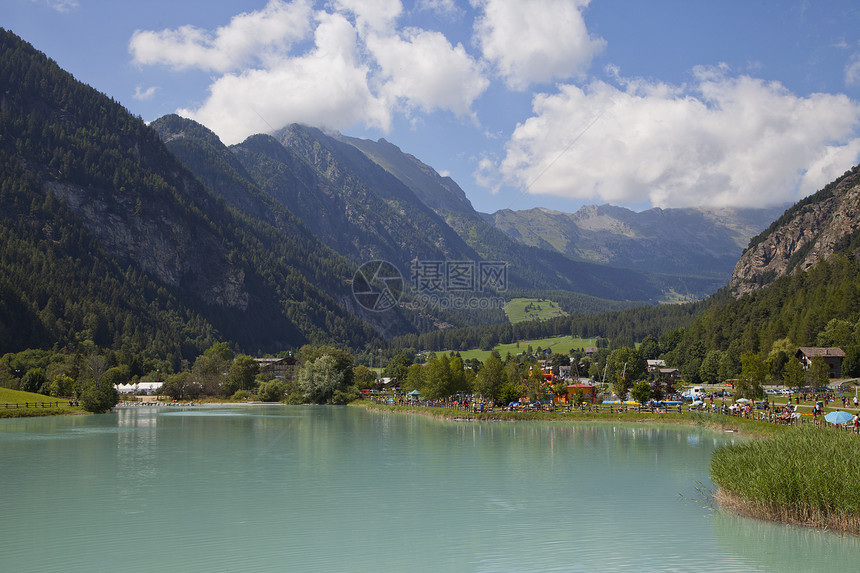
[710,425,860,533]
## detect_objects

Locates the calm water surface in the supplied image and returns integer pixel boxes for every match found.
[1,406,858,572]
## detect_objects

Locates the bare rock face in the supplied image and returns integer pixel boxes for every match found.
[729,167,860,298]
[47,180,249,310]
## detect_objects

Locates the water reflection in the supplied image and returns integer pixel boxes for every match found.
[0,407,856,572]
[713,511,860,572]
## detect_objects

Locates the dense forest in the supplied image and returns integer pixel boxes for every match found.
[0,28,382,364]
[666,251,860,383]
[389,298,706,353]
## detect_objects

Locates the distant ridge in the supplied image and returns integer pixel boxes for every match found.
[334,134,724,302]
[483,203,785,282]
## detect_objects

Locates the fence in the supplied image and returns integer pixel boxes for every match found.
[2,401,65,409]
[370,396,860,431]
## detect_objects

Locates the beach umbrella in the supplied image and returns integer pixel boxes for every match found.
[407,390,421,396]
[824,410,853,425]
[735,398,750,403]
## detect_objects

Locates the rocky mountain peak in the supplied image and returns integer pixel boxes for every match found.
[729,165,860,297]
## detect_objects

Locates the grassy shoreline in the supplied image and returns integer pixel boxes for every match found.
[352,400,782,438]
[713,487,860,535]
[0,388,84,418]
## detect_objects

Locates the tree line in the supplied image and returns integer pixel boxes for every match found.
[0,340,373,408]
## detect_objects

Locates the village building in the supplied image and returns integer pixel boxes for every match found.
[795,347,845,379]
[658,368,681,382]
[116,381,163,395]
[646,359,666,372]
[563,382,597,404]
[254,356,297,380]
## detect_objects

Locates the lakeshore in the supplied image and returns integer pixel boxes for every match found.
[711,424,860,535]
[11,404,856,572]
[356,400,860,536]
[354,399,802,438]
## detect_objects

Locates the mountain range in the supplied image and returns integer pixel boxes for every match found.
[0,28,802,361]
[0,29,378,359]
[484,204,784,280]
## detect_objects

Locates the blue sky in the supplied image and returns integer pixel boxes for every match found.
[5,0,860,214]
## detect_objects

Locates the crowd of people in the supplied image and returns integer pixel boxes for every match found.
[369,389,860,432]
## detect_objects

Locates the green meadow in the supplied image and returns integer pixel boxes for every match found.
[0,388,76,417]
[503,298,567,323]
[456,335,597,363]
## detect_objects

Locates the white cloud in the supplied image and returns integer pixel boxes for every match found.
[473,155,501,192]
[847,53,860,87]
[366,28,488,116]
[132,0,491,145]
[41,0,78,12]
[178,12,390,145]
[333,0,402,33]
[133,85,158,101]
[416,0,463,19]
[472,0,605,90]
[492,67,860,209]
[129,0,313,72]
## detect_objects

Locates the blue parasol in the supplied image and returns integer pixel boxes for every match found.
[824,410,854,424]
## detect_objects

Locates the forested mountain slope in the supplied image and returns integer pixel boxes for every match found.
[0,29,378,360]
[663,164,860,382]
[150,115,418,338]
[234,124,478,267]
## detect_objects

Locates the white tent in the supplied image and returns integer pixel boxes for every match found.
[116,382,163,395]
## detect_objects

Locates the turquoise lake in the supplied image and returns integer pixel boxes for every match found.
[2,405,859,572]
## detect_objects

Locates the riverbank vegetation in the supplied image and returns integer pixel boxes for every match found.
[0,341,368,413]
[710,425,860,534]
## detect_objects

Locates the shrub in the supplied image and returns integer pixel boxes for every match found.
[257,380,287,402]
[78,380,119,413]
[231,390,251,401]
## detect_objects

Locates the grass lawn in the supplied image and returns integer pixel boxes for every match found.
[503,298,567,323]
[0,387,78,417]
[457,335,597,363]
